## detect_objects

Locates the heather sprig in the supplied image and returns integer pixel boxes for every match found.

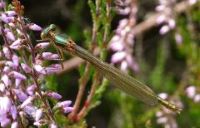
[156,0,177,35]
[68,0,112,122]
[0,0,72,127]
[185,85,200,103]
[109,0,139,72]
[156,93,182,128]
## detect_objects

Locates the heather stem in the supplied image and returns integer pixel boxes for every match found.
[77,72,101,119]
[68,0,101,121]
[32,72,56,123]
[77,0,111,120]
[68,63,91,121]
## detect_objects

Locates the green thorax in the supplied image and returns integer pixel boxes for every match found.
[54,33,70,46]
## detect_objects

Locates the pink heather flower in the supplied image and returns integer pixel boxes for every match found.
[155,5,165,11]
[33,118,47,127]
[15,78,22,87]
[109,40,124,51]
[34,64,46,75]
[123,25,132,34]
[45,64,62,74]
[3,65,11,74]
[125,55,139,72]
[189,0,197,5]
[33,121,43,127]
[116,7,131,15]
[168,19,176,29]
[1,74,11,86]
[47,92,62,100]
[0,97,11,114]
[120,61,128,71]
[3,66,11,73]
[0,83,5,92]
[156,0,177,35]
[11,122,18,128]
[3,65,11,73]
[23,105,37,116]
[175,33,182,45]
[3,47,11,59]
[5,61,14,67]
[33,119,48,127]
[20,96,34,108]
[156,111,163,117]
[26,84,37,96]
[14,89,28,102]
[5,11,16,16]
[156,105,179,128]
[12,54,19,68]
[63,107,73,113]
[54,100,72,109]
[0,13,14,23]
[109,35,120,43]
[158,93,168,99]
[8,22,16,28]
[111,51,126,63]
[157,117,168,124]
[194,94,200,103]
[109,0,138,73]
[0,2,5,8]
[0,116,11,127]
[28,23,42,31]
[156,15,166,24]
[50,123,57,128]
[185,86,196,98]
[21,63,32,73]
[42,52,60,60]
[109,35,124,49]
[35,109,43,121]
[9,71,27,80]
[4,28,15,41]
[116,28,127,37]
[118,19,128,29]
[159,25,170,35]
[10,39,22,50]
[10,106,17,120]
[35,42,50,50]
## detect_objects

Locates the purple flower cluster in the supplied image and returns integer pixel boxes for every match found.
[156,0,185,46]
[156,93,182,128]
[0,1,72,127]
[185,85,200,102]
[156,0,176,35]
[188,0,198,5]
[109,0,139,72]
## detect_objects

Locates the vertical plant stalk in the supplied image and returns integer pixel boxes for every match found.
[32,75,56,122]
[77,72,101,119]
[15,4,57,123]
[68,63,91,120]
[77,0,111,120]
[68,0,100,121]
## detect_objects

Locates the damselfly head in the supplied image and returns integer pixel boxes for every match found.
[41,24,57,40]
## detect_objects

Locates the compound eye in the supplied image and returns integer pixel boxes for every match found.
[40,31,47,39]
[40,24,57,39]
[49,24,56,31]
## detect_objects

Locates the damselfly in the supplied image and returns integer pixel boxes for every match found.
[41,24,181,113]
